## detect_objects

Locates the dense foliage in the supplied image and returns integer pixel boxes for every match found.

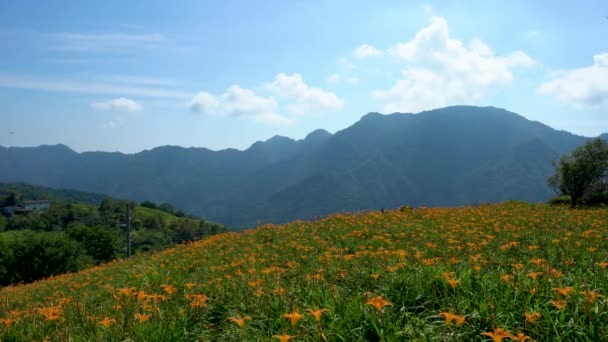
[549,138,608,206]
[0,191,224,286]
[1,203,607,341]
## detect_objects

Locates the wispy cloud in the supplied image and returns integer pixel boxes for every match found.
[45,32,168,52]
[353,44,384,58]
[98,75,183,87]
[91,97,143,112]
[0,73,191,99]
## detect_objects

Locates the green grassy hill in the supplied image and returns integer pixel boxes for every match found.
[1,202,607,341]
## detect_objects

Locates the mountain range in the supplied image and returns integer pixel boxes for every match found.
[0,106,599,228]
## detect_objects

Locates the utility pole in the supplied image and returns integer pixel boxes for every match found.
[126,203,132,257]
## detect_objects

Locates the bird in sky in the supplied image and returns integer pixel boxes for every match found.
[8,131,15,135]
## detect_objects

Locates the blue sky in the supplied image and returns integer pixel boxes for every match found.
[1,0,607,153]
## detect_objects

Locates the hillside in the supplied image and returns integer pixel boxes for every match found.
[0,106,600,228]
[1,203,607,341]
[0,184,224,285]
[0,182,108,206]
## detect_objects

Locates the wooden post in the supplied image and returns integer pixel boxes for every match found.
[127,203,132,257]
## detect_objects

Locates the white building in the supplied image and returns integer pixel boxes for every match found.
[22,200,51,212]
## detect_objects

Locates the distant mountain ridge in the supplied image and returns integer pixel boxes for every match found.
[0,106,603,228]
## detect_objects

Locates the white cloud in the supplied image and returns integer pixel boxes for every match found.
[265,73,343,115]
[353,44,384,58]
[538,53,608,108]
[373,16,535,113]
[347,77,360,85]
[189,85,289,125]
[327,73,341,84]
[189,73,342,125]
[91,97,143,112]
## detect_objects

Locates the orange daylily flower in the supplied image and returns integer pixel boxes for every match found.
[273,335,295,342]
[0,318,14,328]
[524,311,541,324]
[512,332,533,341]
[38,306,62,321]
[365,296,392,313]
[228,316,251,327]
[481,328,514,342]
[283,311,303,326]
[98,317,116,328]
[160,284,177,295]
[134,313,151,323]
[438,312,465,326]
[511,263,524,270]
[446,278,460,288]
[306,308,329,322]
[580,291,604,304]
[116,287,136,297]
[273,287,287,295]
[529,258,545,266]
[552,286,574,297]
[550,300,566,310]
[187,294,209,308]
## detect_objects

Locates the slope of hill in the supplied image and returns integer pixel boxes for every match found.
[0,203,606,341]
[0,184,224,285]
[0,106,599,228]
[0,182,108,206]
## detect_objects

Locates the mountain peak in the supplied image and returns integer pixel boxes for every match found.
[361,112,385,121]
[266,135,295,144]
[304,129,331,141]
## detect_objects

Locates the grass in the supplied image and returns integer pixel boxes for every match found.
[1,202,607,341]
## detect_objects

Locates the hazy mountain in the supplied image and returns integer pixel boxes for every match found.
[0,106,594,228]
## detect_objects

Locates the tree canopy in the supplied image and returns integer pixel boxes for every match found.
[548,138,608,206]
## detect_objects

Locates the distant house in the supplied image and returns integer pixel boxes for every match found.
[1,200,50,216]
[22,200,51,212]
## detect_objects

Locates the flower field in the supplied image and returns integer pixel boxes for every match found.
[1,202,608,341]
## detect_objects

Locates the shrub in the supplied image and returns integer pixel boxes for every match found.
[583,192,608,206]
[0,230,91,285]
[548,195,571,206]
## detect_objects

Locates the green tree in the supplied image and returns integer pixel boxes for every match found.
[0,192,19,207]
[548,138,608,206]
[0,216,7,232]
[1,230,90,285]
[66,224,121,264]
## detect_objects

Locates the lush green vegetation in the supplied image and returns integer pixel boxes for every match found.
[1,202,607,341]
[0,182,108,206]
[0,188,224,286]
[549,138,608,206]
